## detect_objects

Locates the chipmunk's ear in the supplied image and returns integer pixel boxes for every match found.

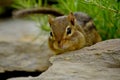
[48,15,54,26]
[68,12,75,25]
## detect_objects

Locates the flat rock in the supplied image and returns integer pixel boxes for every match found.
[8,39,120,80]
[0,18,53,72]
[0,19,40,42]
[0,41,53,72]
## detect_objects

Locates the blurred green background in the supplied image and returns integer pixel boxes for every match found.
[0,0,120,40]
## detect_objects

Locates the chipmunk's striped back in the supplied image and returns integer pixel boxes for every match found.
[48,12,101,54]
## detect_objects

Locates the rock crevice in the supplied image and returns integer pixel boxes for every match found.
[7,39,120,80]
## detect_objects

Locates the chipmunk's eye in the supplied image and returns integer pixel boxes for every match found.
[67,27,71,35]
[50,32,53,37]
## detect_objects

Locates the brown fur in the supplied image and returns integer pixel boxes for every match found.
[48,12,101,54]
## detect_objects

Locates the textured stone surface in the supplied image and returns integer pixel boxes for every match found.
[8,39,120,80]
[0,19,40,42]
[0,41,53,72]
[0,19,53,72]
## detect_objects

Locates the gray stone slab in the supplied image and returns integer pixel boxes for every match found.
[8,39,120,80]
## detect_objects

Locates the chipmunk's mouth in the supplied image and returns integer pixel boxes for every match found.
[53,41,69,51]
[53,43,64,50]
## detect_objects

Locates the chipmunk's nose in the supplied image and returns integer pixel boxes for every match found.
[58,41,67,49]
[58,41,62,48]
[58,41,60,44]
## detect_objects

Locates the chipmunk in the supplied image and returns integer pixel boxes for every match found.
[48,12,101,54]
[12,8,101,54]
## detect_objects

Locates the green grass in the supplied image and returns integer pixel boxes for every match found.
[53,0,120,40]
[12,0,43,8]
[11,0,50,31]
[11,0,120,40]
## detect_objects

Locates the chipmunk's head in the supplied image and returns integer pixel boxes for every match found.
[48,12,85,54]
